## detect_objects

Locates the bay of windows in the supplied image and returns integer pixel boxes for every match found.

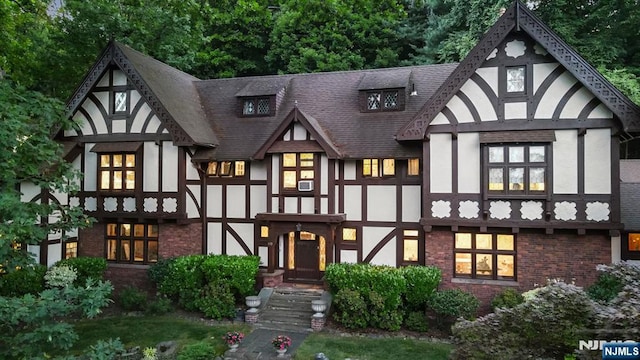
[363,158,395,177]
[206,161,245,177]
[106,222,158,264]
[99,153,136,191]
[487,144,546,194]
[454,233,515,280]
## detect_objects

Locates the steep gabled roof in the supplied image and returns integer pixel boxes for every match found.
[65,41,217,147]
[396,0,640,140]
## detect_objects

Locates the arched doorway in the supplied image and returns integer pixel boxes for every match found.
[284,231,326,282]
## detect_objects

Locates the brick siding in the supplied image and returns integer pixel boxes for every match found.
[425,229,611,313]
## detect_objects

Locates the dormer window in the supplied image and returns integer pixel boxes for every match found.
[241,97,274,116]
[366,90,399,111]
[506,66,525,93]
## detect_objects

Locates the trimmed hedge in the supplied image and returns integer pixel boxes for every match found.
[0,264,47,297]
[401,265,441,310]
[151,254,260,319]
[55,257,107,286]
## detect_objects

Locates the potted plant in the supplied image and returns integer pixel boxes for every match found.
[223,331,244,352]
[271,335,292,357]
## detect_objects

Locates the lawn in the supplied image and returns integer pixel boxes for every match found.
[294,333,453,360]
[58,314,453,359]
[61,315,249,356]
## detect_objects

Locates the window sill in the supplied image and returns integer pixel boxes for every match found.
[452,277,519,287]
[107,263,151,269]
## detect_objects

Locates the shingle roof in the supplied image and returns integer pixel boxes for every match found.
[194,64,457,160]
[620,160,640,229]
[115,43,218,146]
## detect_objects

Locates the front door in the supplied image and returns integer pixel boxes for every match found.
[285,231,325,282]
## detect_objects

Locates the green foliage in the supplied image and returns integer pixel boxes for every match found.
[587,272,623,303]
[55,257,107,286]
[404,310,429,332]
[0,79,91,271]
[490,288,524,310]
[0,278,113,359]
[148,257,176,287]
[157,254,259,318]
[82,338,126,360]
[177,341,217,360]
[45,264,78,288]
[193,281,236,320]
[332,288,369,329]
[451,280,595,360]
[401,265,442,310]
[0,264,47,297]
[427,289,479,330]
[145,296,174,316]
[118,286,148,311]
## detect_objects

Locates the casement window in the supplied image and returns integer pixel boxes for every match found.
[206,161,245,177]
[622,233,640,260]
[242,97,273,116]
[402,230,420,263]
[506,66,526,93]
[282,153,315,190]
[363,158,395,177]
[454,233,516,280]
[64,240,78,259]
[99,153,136,191]
[366,90,399,111]
[106,222,158,264]
[408,158,420,176]
[486,144,547,195]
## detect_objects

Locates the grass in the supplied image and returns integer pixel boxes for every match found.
[59,314,250,356]
[55,314,453,359]
[293,333,453,360]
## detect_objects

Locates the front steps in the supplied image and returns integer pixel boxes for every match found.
[254,287,324,332]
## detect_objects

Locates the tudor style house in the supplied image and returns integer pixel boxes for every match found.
[23,1,640,304]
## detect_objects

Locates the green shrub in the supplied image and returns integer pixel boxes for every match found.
[404,310,429,332]
[56,257,107,285]
[401,265,441,310]
[118,286,147,311]
[451,280,595,360]
[148,257,176,286]
[177,341,217,360]
[491,288,524,310]
[145,296,173,315]
[368,290,403,331]
[332,288,369,329]
[200,255,260,301]
[0,264,47,297]
[44,264,77,288]
[158,255,206,311]
[193,280,236,320]
[427,289,479,330]
[587,272,623,303]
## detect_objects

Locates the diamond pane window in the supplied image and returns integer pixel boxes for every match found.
[257,99,270,114]
[114,91,127,112]
[384,91,398,108]
[243,100,255,115]
[506,66,525,92]
[367,93,381,110]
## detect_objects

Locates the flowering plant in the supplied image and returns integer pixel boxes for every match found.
[223,331,244,346]
[271,335,292,350]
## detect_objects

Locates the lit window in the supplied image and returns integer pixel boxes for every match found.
[403,230,420,262]
[454,233,515,280]
[408,158,420,176]
[260,226,269,238]
[487,144,547,194]
[342,228,356,241]
[99,153,136,191]
[219,162,232,176]
[206,161,246,177]
[506,66,525,93]
[363,159,395,177]
[65,241,78,259]
[106,222,158,264]
[282,153,314,190]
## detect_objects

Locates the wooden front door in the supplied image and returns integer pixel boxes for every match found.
[285,231,325,282]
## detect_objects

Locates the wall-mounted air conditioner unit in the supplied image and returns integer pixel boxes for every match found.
[297,180,314,191]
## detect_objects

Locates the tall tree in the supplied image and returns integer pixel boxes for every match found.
[267,0,407,74]
[0,78,91,271]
